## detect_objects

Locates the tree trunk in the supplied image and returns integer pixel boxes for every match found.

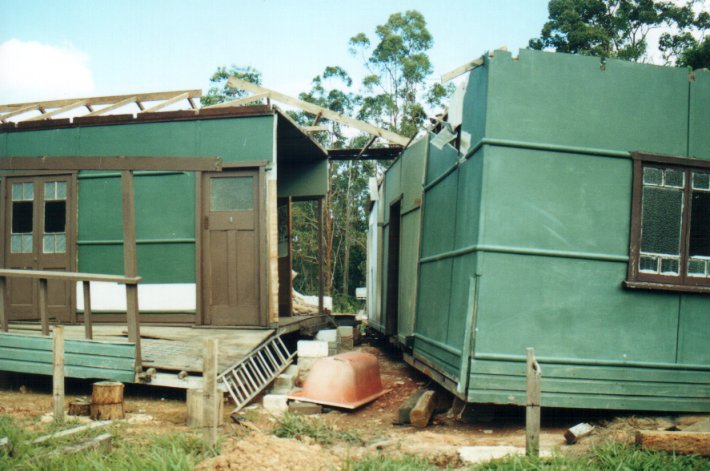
[341,161,354,296]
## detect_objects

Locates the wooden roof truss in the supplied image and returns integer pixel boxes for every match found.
[0,90,202,123]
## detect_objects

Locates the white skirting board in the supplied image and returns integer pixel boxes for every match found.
[76,282,196,311]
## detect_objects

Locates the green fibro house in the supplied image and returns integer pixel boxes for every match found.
[368,49,710,412]
[0,90,340,387]
[0,94,329,327]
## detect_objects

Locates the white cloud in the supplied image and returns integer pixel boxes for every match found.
[0,39,95,104]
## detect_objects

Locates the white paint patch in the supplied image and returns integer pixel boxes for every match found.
[0,39,95,104]
[76,282,196,312]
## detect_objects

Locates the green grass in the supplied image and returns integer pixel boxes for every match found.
[0,415,214,470]
[343,441,710,471]
[343,454,441,471]
[272,412,362,445]
[476,441,710,471]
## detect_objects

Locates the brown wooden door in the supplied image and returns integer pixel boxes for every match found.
[4,175,74,322]
[201,170,261,326]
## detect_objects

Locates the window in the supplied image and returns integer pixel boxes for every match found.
[627,153,710,292]
[43,181,67,253]
[11,182,34,253]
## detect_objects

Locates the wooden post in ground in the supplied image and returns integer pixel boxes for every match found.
[121,170,141,370]
[39,279,49,336]
[526,347,541,457]
[0,276,7,332]
[53,325,65,423]
[203,339,219,447]
[82,281,93,340]
[317,198,324,314]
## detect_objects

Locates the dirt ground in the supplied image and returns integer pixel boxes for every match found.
[1,341,707,470]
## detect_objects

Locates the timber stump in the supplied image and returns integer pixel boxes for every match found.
[90,381,125,420]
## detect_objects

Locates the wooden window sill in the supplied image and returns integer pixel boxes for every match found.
[623,280,710,294]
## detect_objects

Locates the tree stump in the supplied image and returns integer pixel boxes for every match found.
[90,381,125,420]
[68,401,91,416]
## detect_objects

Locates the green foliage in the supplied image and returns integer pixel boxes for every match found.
[349,10,452,137]
[343,454,441,471]
[0,416,211,471]
[200,65,262,106]
[530,0,709,67]
[272,412,362,445]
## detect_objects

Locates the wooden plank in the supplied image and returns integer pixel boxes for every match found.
[0,268,140,284]
[0,104,38,122]
[203,338,219,447]
[318,198,324,314]
[51,433,112,457]
[0,277,6,332]
[39,279,49,336]
[226,77,410,146]
[564,423,594,444]
[636,430,710,456]
[33,420,111,444]
[0,357,134,382]
[303,125,329,133]
[526,348,541,457]
[141,92,190,113]
[83,281,93,339]
[441,56,485,83]
[121,171,141,370]
[0,347,135,370]
[83,96,138,117]
[1,156,222,172]
[202,93,268,109]
[0,89,202,113]
[22,100,87,122]
[53,326,65,422]
[410,390,436,428]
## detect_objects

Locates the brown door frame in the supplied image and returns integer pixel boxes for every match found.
[1,171,78,323]
[385,196,403,336]
[196,163,267,327]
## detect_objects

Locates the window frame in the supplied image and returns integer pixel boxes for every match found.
[626,152,710,294]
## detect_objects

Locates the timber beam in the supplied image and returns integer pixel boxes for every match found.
[0,156,223,172]
[226,77,410,146]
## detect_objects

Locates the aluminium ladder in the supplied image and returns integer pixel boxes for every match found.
[217,334,295,412]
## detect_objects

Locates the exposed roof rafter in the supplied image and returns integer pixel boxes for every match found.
[226,77,410,146]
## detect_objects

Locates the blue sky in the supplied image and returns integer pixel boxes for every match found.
[0,0,550,105]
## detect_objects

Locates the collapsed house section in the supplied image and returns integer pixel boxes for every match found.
[369,49,710,412]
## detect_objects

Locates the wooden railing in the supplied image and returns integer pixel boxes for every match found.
[0,268,142,368]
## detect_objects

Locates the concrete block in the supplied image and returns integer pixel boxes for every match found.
[272,373,295,392]
[337,326,354,338]
[296,357,320,385]
[262,394,288,413]
[288,400,323,415]
[315,329,338,343]
[297,340,329,358]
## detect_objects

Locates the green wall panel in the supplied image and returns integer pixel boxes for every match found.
[136,244,195,283]
[486,49,690,156]
[197,116,273,163]
[383,158,401,212]
[689,69,710,159]
[461,63,489,148]
[79,245,123,276]
[397,211,420,337]
[415,259,452,343]
[426,141,458,185]
[278,159,327,198]
[78,122,197,156]
[420,170,458,258]
[5,127,80,155]
[481,146,631,256]
[400,137,427,213]
[454,153,484,249]
[677,294,710,364]
[135,172,195,240]
[475,253,679,363]
[78,177,123,241]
